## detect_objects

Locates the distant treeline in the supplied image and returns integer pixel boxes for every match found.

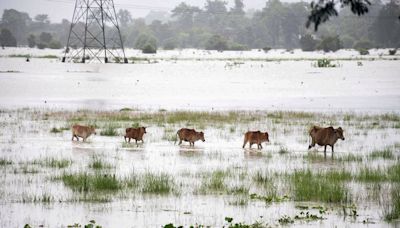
[0,0,399,51]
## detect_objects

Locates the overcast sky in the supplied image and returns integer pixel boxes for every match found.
[0,0,276,22]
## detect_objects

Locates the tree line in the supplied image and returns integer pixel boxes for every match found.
[0,0,399,52]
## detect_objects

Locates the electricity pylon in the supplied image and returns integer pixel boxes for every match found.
[62,0,128,63]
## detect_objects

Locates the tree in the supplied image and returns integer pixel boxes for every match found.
[39,32,52,43]
[171,3,201,31]
[1,9,31,45]
[306,0,372,31]
[117,9,133,27]
[135,33,158,53]
[27,34,36,48]
[205,34,228,50]
[230,0,245,15]
[371,0,400,47]
[0,29,17,47]
[34,14,49,24]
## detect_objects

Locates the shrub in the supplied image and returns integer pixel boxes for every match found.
[37,43,47,49]
[142,43,157,54]
[205,34,228,51]
[353,40,373,50]
[389,49,397,55]
[163,38,177,50]
[299,34,318,51]
[358,48,369,55]
[48,40,62,49]
[317,35,342,52]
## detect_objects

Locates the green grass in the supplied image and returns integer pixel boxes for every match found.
[336,153,363,162]
[141,172,175,194]
[227,185,249,195]
[59,173,121,192]
[100,124,118,136]
[0,159,13,166]
[89,157,113,169]
[291,169,351,203]
[384,187,400,221]
[356,166,387,182]
[199,169,229,193]
[369,148,394,159]
[50,126,70,133]
[45,158,72,168]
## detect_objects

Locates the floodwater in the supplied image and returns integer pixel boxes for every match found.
[0,49,400,227]
[0,49,399,112]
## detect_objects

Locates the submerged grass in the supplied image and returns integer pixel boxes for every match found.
[384,186,400,222]
[199,169,230,193]
[291,169,351,203]
[369,148,394,160]
[100,124,118,136]
[89,156,113,169]
[141,172,175,194]
[60,173,121,192]
[0,159,13,166]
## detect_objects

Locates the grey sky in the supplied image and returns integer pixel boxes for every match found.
[0,0,272,22]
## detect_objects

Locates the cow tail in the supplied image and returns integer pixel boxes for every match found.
[174,131,179,145]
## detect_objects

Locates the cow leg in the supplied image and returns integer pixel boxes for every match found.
[135,139,138,145]
[192,142,195,146]
[249,143,253,149]
[72,135,75,141]
[259,144,263,149]
[128,138,131,143]
[331,145,334,153]
[324,145,327,153]
[83,137,86,142]
[124,136,127,143]
[308,138,316,150]
[75,136,79,141]
[178,139,182,145]
[242,140,247,148]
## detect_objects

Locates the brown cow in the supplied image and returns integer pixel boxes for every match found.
[176,128,205,146]
[124,127,147,144]
[308,126,345,153]
[242,131,270,149]
[71,124,96,142]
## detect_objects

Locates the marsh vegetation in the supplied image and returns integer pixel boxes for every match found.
[0,108,399,227]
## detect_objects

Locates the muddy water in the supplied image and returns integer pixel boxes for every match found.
[0,109,399,227]
[0,58,399,112]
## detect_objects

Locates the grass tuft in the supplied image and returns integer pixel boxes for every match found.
[291,169,351,203]
[141,172,175,194]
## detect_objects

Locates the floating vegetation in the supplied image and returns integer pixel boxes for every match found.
[314,59,338,68]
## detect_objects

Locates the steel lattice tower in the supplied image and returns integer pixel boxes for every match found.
[62,0,128,63]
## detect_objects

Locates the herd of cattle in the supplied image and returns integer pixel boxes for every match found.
[71,124,345,153]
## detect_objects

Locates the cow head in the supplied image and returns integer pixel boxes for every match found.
[199,131,205,142]
[142,127,147,134]
[335,127,345,140]
[264,132,270,142]
[90,126,97,135]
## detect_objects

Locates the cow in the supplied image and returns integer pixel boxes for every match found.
[124,127,147,144]
[308,126,345,153]
[176,128,205,146]
[71,124,96,142]
[242,131,270,149]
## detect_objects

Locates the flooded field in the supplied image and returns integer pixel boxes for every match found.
[0,49,399,227]
[0,109,399,227]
